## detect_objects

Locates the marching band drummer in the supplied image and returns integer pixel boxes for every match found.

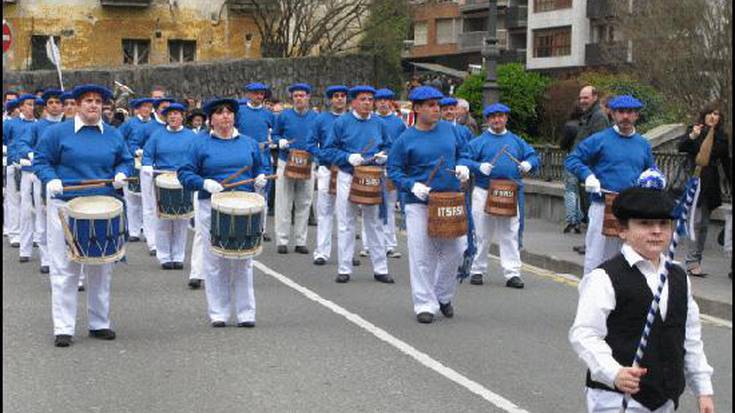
[178,98,268,328]
[61,91,77,121]
[461,103,540,289]
[439,96,473,148]
[324,85,393,284]
[386,86,470,323]
[34,84,133,347]
[142,103,197,271]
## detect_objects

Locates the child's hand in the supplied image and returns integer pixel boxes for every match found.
[614,366,647,394]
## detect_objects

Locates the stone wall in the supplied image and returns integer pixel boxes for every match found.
[3,54,380,106]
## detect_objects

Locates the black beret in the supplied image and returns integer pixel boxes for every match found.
[612,187,676,220]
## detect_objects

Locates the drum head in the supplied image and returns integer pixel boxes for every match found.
[134,157,142,170]
[155,172,182,189]
[67,196,123,219]
[211,192,265,215]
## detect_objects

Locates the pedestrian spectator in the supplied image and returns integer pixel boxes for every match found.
[559,104,584,233]
[456,98,479,136]
[677,101,732,278]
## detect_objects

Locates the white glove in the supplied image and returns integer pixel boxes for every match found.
[518,160,532,173]
[2,145,6,155]
[135,149,143,157]
[411,182,431,201]
[28,152,34,161]
[113,172,127,189]
[47,179,63,197]
[254,174,267,190]
[203,179,223,194]
[373,151,388,165]
[141,165,154,175]
[278,139,290,150]
[348,153,364,167]
[19,158,32,167]
[455,165,470,182]
[479,162,493,176]
[584,174,601,194]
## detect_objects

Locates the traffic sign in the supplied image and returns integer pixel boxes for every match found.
[3,20,12,54]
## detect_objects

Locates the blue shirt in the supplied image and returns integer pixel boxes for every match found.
[565,127,656,202]
[236,104,275,172]
[142,127,198,171]
[387,121,464,205]
[130,115,166,152]
[460,129,540,190]
[118,115,151,150]
[19,118,63,173]
[311,111,343,166]
[324,112,390,174]
[34,118,133,201]
[178,131,267,200]
[4,116,36,166]
[377,113,407,148]
[271,108,318,162]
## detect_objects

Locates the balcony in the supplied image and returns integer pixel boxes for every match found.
[460,0,509,13]
[100,0,152,6]
[505,5,527,28]
[586,0,615,19]
[458,31,486,53]
[498,48,527,64]
[585,41,629,66]
[229,0,260,12]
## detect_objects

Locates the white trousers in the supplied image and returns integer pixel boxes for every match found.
[189,195,204,281]
[19,171,48,265]
[47,198,113,335]
[274,159,314,247]
[155,218,188,264]
[140,172,157,251]
[405,203,464,315]
[335,170,388,275]
[314,165,336,260]
[33,174,50,266]
[384,189,398,249]
[470,187,522,280]
[4,164,21,242]
[583,202,623,276]
[197,199,255,323]
[123,186,143,237]
[585,388,675,413]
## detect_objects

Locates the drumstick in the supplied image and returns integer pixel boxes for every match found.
[500,146,522,165]
[222,174,278,189]
[600,188,618,195]
[488,144,510,167]
[220,165,252,185]
[79,177,139,185]
[62,182,108,191]
[425,156,445,187]
[360,138,376,154]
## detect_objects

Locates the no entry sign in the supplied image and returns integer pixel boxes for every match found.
[3,20,11,54]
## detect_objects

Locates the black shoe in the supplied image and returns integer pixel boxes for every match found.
[439,302,454,318]
[417,312,434,324]
[506,276,525,289]
[173,262,184,270]
[54,334,72,347]
[10,242,19,248]
[308,218,317,227]
[19,256,30,263]
[128,236,140,242]
[78,285,85,292]
[188,279,202,289]
[313,257,326,266]
[470,273,483,285]
[40,265,49,274]
[89,329,116,340]
[374,273,395,284]
[294,245,309,254]
[277,245,288,254]
[352,258,361,266]
[149,249,157,256]
[211,321,226,328]
[336,273,350,283]
[162,262,174,270]
[386,249,402,259]
[573,225,581,234]
[563,223,574,234]
[572,245,585,255]
[33,242,38,248]
[262,233,271,242]
[237,321,255,328]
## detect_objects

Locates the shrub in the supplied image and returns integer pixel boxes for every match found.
[538,78,582,144]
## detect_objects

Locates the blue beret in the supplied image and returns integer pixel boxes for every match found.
[131,97,155,108]
[483,103,511,117]
[325,85,349,98]
[374,88,396,100]
[407,86,443,102]
[244,82,269,92]
[60,91,74,101]
[439,97,458,107]
[161,103,187,116]
[71,84,113,101]
[16,94,37,104]
[203,97,239,117]
[153,97,177,108]
[348,85,376,99]
[35,97,45,106]
[288,83,312,94]
[5,99,19,112]
[608,95,644,110]
[41,89,63,103]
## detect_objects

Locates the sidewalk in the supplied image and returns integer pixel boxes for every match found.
[504,218,732,320]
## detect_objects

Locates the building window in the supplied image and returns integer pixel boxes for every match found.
[30,35,61,71]
[436,18,459,45]
[168,40,196,63]
[463,16,487,33]
[122,39,150,65]
[533,27,571,57]
[414,21,428,46]
[533,0,572,13]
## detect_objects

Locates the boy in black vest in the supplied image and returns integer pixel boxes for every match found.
[569,187,714,412]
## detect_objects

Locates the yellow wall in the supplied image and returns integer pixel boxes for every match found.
[2,1,261,70]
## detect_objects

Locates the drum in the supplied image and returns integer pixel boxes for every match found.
[485,179,518,217]
[328,165,338,195]
[428,192,468,239]
[210,191,265,259]
[155,173,194,219]
[128,157,142,193]
[284,149,312,180]
[602,192,620,237]
[62,195,126,265]
[349,166,383,205]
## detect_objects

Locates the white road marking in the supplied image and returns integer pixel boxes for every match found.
[253,260,530,413]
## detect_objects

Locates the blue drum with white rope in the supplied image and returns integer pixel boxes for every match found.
[210,191,264,259]
[64,196,126,264]
[155,172,194,220]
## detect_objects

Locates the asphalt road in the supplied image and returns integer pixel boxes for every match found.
[3,224,732,413]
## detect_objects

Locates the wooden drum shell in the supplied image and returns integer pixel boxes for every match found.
[349,166,383,205]
[602,192,621,237]
[485,179,518,217]
[284,149,312,180]
[427,192,468,239]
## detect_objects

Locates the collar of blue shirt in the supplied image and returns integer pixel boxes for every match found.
[74,115,104,133]
[351,110,371,121]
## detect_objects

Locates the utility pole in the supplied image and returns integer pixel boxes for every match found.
[482,0,500,106]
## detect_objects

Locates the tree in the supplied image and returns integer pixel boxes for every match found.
[357,0,411,92]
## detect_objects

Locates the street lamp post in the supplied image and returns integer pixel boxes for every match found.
[482,0,500,107]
